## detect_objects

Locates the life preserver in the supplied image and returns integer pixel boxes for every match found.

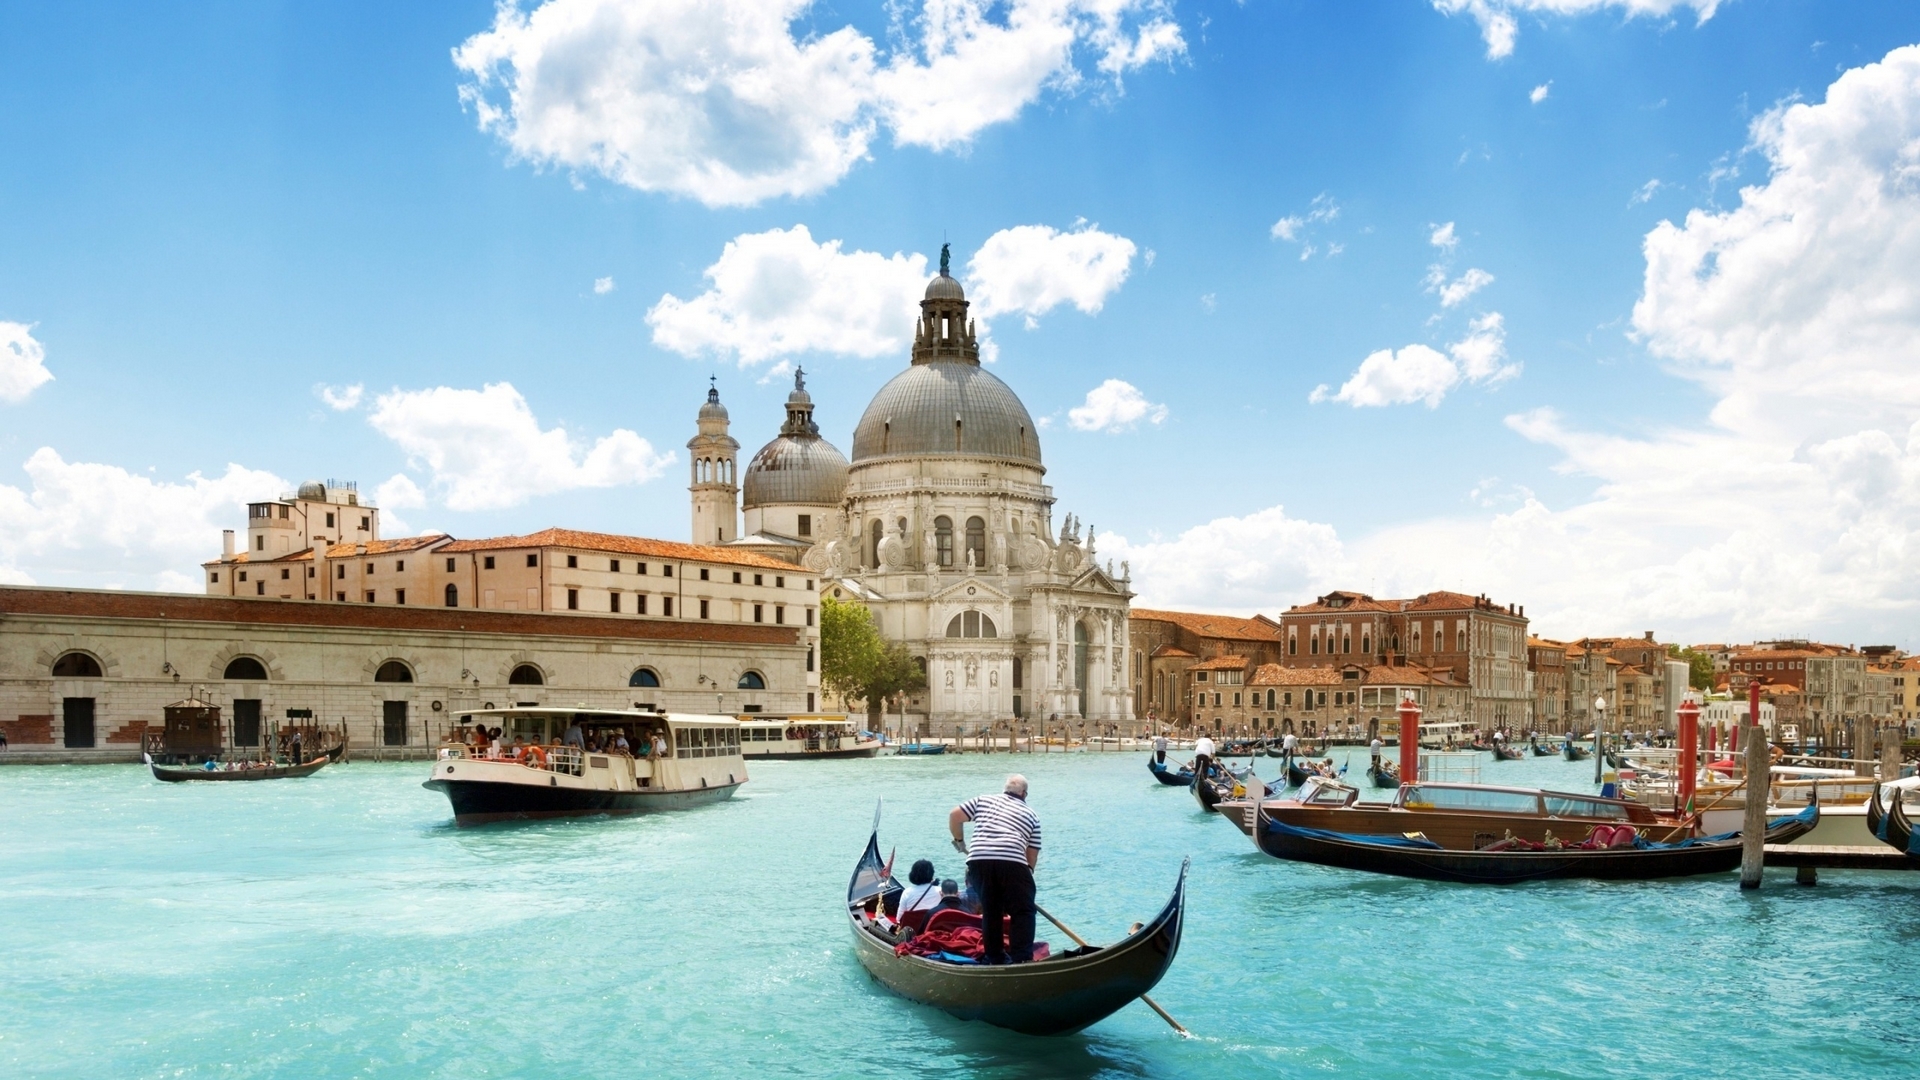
[525,745,548,767]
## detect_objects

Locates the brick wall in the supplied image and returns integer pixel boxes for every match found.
[4,715,54,745]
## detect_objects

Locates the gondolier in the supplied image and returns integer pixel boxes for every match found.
[1153,733,1168,765]
[949,775,1042,965]
[1194,733,1216,780]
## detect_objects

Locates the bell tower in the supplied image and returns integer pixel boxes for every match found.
[688,379,739,545]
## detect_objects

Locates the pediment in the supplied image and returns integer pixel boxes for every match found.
[929,576,1013,604]
[1068,566,1126,596]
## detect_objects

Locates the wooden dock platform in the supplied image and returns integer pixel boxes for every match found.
[1763,844,1916,883]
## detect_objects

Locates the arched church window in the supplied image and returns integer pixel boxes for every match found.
[934,517,953,568]
[945,611,997,638]
[965,517,986,567]
[870,520,883,568]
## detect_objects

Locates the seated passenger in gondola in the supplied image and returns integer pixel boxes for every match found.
[933,879,966,913]
[897,860,942,929]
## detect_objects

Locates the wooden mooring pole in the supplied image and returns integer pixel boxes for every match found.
[1740,723,1769,889]
[1883,726,1903,784]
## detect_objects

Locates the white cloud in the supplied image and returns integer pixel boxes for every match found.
[1271,194,1339,255]
[1432,1,1721,60]
[965,223,1136,323]
[1629,178,1663,205]
[1435,267,1494,307]
[1312,314,1514,408]
[1530,81,1551,104]
[317,383,364,411]
[1310,344,1459,408]
[375,473,427,510]
[647,225,928,365]
[649,221,1135,364]
[1429,222,1458,251]
[454,0,1184,208]
[1136,46,1920,643]
[0,449,285,589]
[367,382,673,511]
[594,276,616,295]
[1450,312,1519,384]
[0,321,53,403]
[1067,379,1167,432]
[1200,293,1216,313]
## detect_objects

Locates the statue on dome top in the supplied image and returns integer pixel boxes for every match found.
[939,242,950,277]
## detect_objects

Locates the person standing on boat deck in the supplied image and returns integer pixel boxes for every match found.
[949,775,1041,965]
[1194,734,1217,780]
[289,730,303,766]
[1153,733,1169,765]
[1369,735,1383,764]
[1282,731,1298,757]
[563,720,585,750]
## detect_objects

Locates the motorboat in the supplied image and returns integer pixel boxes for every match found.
[737,715,882,759]
[423,707,746,825]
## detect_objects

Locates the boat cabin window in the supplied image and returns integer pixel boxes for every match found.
[1542,795,1629,820]
[674,726,741,759]
[1400,785,1540,815]
[1298,779,1357,807]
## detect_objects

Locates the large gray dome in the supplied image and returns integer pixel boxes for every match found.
[851,362,1043,466]
[743,434,849,507]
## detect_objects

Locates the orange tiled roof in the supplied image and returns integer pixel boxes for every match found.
[1247,662,1456,687]
[1150,645,1196,659]
[1189,655,1250,671]
[207,534,450,566]
[1284,590,1398,615]
[1130,608,1284,642]
[1249,664,1340,686]
[439,528,801,571]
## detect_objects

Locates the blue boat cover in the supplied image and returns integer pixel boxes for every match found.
[1262,818,1443,849]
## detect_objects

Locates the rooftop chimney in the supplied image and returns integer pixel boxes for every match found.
[312,543,327,602]
[1645,631,1654,641]
[222,530,235,558]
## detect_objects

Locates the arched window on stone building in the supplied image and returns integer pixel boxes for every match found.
[508,664,544,685]
[224,656,268,680]
[374,660,413,683]
[870,519,883,567]
[52,652,103,677]
[945,611,997,638]
[444,584,459,607]
[965,516,986,567]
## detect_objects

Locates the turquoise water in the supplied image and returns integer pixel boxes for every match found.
[3,749,1917,1079]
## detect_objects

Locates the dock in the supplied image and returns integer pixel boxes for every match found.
[1763,844,1917,884]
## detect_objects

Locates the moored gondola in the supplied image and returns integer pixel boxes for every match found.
[845,819,1187,1036]
[1147,755,1194,787]
[1250,802,1819,883]
[1888,788,1915,855]
[1867,782,1888,843]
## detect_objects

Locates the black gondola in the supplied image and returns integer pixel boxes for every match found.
[148,756,331,782]
[1562,742,1591,762]
[1530,739,1557,758]
[1887,788,1915,855]
[1867,783,1888,843]
[1191,770,1229,812]
[1147,755,1194,786]
[845,820,1187,1036]
[1251,802,1819,884]
[1366,760,1399,789]
[1491,744,1525,761]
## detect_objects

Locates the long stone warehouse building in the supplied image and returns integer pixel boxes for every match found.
[0,586,809,762]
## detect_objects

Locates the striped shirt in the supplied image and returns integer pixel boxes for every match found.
[959,792,1041,865]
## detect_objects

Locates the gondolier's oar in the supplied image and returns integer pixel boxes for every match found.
[1034,904,1190,1038]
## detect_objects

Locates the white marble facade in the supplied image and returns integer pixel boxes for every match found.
[707,263,1134,735]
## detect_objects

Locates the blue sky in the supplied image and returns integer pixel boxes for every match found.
[6,1,1920,645]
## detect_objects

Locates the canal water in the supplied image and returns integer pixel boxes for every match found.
[3,750,1916,1078]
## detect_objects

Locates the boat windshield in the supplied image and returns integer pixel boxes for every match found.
[1298,778,1357,806]
[1401,785,1540,815]
[1542,794,1630,820]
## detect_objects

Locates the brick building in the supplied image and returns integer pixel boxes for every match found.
[1128,609,1285,726]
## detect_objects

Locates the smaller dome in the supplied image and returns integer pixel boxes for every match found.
[742,436,849,508]
[925,273,966,301]
[297,481,326,500]
[698,385,728,421]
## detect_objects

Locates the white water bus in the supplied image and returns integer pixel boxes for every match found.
[736,715,882,759]
[424,707,746,825]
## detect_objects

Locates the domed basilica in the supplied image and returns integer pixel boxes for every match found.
[687,260,1134,734]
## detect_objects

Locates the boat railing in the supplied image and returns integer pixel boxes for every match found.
[435,743,589,777]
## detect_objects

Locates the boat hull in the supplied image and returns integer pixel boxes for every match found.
[743,745,882,760]
[422,776,740,824]
[847,832,1186,1036]
[1147,756,1193,786]
[150,758,330,782]
[1253,806,1818,884]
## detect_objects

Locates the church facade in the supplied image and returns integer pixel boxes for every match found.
[694,261,1134,735]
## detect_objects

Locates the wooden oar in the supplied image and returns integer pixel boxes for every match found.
[1034,904,1190,1038]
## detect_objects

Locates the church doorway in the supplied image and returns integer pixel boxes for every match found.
[1073,621,1090,719]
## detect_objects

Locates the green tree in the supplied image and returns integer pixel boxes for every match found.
[1667,644,1715,691]
[819,595,883,710]
[863,643,928,726]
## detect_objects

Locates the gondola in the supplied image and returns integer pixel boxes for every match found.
[1604,749,1631,769]
[1191,770,1230,812]
[845,818,1187,1035]
[1366,760,1400,789]
[1251,802,1820,884]
[1286,758,1320,788]
[1491,744,1525,761]
[1530,739,1557,758]
[148,756,331,782]
[1867,782,1888,843]
[1148,755,1195,787]
[1887,788,1914,855]
[1466,741,1495,753]
[1562,742,1591,762]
